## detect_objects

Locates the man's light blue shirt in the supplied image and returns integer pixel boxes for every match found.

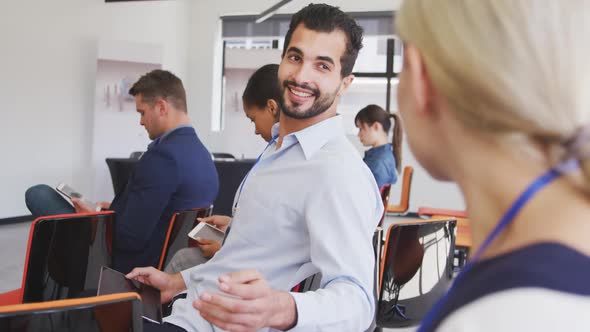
[165,115,383,332]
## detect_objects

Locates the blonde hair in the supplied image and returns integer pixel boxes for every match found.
[397,1,590,180]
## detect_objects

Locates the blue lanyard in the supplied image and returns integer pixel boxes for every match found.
[418,158,579,331]
[232,134,279,216]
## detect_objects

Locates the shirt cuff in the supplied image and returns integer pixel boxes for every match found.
[287,292,318,332]
[180,268,192,289]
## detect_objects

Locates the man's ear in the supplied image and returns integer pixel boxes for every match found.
[405,45,438,118]
[337,74,355,97]
[155,98,168,116]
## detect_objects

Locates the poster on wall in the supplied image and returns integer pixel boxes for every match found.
[91,40,163,201]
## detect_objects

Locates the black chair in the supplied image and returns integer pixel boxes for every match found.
[105,158,138,196]
[212,152,236,160]
[375,219,456,329]
[0,212,116,305]
[157,206,214,270]
[129,151,144,160]
[0,293,142,332]
[212,159,256,216]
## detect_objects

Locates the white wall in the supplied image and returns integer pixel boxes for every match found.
[0,0,190,218]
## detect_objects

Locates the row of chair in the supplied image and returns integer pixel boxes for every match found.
[0,206,213,306]
[0,217,459,332]
[0,164,470,330]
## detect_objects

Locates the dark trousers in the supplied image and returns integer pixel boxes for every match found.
[144,321,187,332]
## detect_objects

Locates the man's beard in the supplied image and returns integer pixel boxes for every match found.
[279,80,339,120]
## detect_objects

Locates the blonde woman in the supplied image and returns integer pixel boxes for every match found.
[396,1,590,331]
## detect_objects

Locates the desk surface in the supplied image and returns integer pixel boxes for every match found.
[383,214,472,249]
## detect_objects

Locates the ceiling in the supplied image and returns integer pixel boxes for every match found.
[276,0,401,13]
[227,0,401,16]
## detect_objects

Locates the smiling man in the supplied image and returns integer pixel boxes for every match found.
[128,4,382,332]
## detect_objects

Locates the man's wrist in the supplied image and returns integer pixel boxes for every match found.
[172,272,187,294]
[270,291,297,330]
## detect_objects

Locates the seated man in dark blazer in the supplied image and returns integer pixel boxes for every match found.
[25,70,219,273]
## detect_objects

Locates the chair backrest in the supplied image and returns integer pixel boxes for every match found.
[20,212,116,304]
[212,152,236,160]
[129,151,144,160]
[158,206,213,270]
[105,158,138,196]
[0,293,142,332]
[213,159,256,216]
[377,218,456,328]
[387,166,414,214]
[378,184,392,227]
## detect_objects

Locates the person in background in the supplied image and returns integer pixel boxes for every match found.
[164,63,283,273]
[242,63,282,142]
[355,104,403,187]
[25,70,219,274]
[396,0,590,331]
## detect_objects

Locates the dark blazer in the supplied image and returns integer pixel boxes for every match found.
[110,126,219,273]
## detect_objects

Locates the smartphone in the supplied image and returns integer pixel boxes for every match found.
[97,266,163,324]
[56,182,99,211]
[188,222,225,243]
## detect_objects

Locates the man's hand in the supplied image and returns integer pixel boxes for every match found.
[193,270,297,332]
[198,215,231,232]
[196,238,222,258]
[71,198,94,213]
[126,267,187,303]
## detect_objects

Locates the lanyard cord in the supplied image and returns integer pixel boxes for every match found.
[418,158,579,331]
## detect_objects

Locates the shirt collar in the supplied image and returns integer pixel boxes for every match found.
[272,115,344,160]
[148,124,193,149]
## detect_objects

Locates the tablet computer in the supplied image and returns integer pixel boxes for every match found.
[56,182,99,211]
[97,266,162,324]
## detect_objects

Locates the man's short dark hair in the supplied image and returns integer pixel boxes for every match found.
[128,69,187,112]
[282,3,364,77]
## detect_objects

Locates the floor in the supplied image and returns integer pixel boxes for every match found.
[0,220,415,331]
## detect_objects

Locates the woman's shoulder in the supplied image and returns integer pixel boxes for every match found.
[460,242,590,297]
[432,242,590,331]
[438,287,590,331]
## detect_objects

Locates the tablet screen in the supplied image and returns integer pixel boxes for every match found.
[97,266,162,323]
